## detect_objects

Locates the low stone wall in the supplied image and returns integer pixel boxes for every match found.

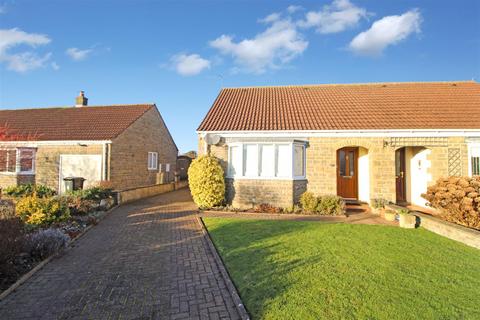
[117,181,189,204]
[0,174,35,189]
[225,178,307,209]
[414,212,480,249]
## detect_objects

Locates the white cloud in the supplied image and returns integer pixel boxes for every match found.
[171,53,210,76]
[66,47,93,61]
[0,28,52,72]
[287,5,303,14]
[51,61,60,70]
[210,19,308,74]
[259,12,281,24]
[349,9,422,56]
[298,0,368,34]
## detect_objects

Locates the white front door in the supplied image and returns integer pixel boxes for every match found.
[59,154,102,193]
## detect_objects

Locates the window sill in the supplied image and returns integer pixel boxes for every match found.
[0,172,35,176]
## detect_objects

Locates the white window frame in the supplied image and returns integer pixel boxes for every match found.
[147,152,158,170]
[166,163,170,172]
[0,148,36,175]
[293,143,306,179]
[226,142,306,180]
[468,143,480,176]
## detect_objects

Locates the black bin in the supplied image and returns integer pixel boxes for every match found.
[63,177,86,192]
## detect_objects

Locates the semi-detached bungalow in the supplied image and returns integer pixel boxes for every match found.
[0,92,178,193]
[197,80,480,209]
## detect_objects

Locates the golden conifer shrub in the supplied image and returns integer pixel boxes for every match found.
[422,176,480,230]
[188,155,225,208]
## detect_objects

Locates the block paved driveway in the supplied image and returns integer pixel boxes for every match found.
[0,188,241,320]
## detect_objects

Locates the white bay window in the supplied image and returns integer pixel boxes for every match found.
[227,142,306,180]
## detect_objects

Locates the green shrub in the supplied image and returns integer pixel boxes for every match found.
[68,186,112,201]
[188,155,225,208]
[0,199,15,220]
[300,192,319,212]
[316,195,346,216]
[3,184,56,198]
[15,196,70,226]
[422,176,480,230]
[371,198,390,209]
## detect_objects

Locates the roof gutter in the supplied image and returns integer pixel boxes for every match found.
[0,140,112,147]
[196,129,480,138]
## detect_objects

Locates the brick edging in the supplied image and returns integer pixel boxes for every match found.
[0,205,120,301]
[196,216,251,320]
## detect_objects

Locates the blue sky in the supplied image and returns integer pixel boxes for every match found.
[0,0,479,152]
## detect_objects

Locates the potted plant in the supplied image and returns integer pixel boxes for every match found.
[398,209,416,229]
[384,209,397,222]
[371,198,389,215]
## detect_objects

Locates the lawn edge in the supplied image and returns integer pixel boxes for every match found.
[196,216,251,320]
[0,204,120,301]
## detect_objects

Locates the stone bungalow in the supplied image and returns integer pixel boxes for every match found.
[197,81,480,209]
[0,92,178,193]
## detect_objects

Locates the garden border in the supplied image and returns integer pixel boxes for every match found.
[0,204,120,301]
[196,216,251,320]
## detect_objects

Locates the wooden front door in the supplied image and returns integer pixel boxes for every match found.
[395,148,407,203]
[337,147,358,199]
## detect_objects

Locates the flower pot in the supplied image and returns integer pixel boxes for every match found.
[399,214,416,229]
[384,211,397,222]
[371,207,383,215]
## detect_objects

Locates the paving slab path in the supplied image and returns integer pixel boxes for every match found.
[0,188,241,320]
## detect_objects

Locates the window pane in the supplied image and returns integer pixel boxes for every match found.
[276,145,291,177]
[260,145,275,177]
[0,150,7,172]
[19,149,34,172]
[229,146,241,176]
[294,145,305,177]
[348,151,355,176]
[339,150,346,176]
[473,157,480,175]
[6,150,16,172]
[244,144,258,176]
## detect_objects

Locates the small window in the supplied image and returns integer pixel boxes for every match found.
[18,149,35,173]
[471,146,480,176]
[243,144,258,177]
[148,152,158,170]
[228,145,242,177]
[166,163,170,172]
[294,145,305,177]
[276,145,291,177]
[260,145,275,177]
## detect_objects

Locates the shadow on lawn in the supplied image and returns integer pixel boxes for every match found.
[205,219,323,318]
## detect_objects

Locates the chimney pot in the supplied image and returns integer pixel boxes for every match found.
[75,91,88,107]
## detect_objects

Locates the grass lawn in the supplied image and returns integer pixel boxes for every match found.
[203,218,480,320]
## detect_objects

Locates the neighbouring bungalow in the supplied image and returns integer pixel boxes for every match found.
[197,81,480,209]
[0,91,178,193]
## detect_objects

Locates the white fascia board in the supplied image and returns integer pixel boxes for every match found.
[197,129,480,138]
[0,140,112,147]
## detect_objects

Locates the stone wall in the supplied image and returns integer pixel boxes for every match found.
[0,173,35,189]
[225,178,306,208]
[110,108,178,190]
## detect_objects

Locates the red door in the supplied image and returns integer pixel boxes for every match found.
[395,148,407,204]
[337,147,358,199]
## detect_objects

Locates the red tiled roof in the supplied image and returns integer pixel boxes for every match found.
[198,81,480,131]
[0,104,154,141]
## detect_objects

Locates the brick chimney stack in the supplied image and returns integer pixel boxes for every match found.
[75,91,88,107]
